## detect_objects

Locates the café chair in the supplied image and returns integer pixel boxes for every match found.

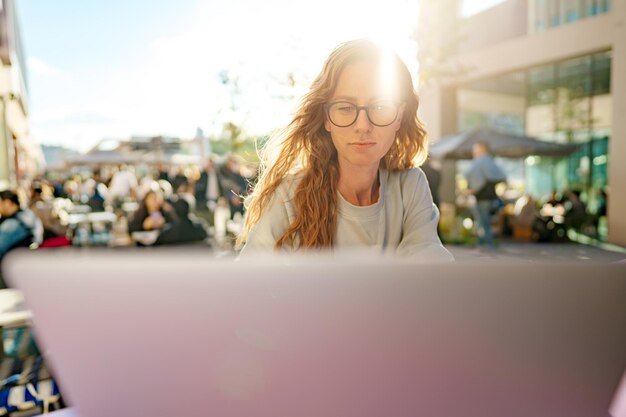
[0,326,64,415]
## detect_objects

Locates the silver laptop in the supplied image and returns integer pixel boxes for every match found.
[3,248,626,417]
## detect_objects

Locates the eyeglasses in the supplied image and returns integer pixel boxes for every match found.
[325,101,400,127]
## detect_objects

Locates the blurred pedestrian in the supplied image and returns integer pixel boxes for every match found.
[194,157,224,226]
[87,170,108,211]
[465,142,506,248]
[219,155,247,219]
[107,165,138,210]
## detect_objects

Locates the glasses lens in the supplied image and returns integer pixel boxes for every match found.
[327,101,398,127]
[328,102,358,127]
[369,102,398,126]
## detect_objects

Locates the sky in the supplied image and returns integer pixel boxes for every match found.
[17,0,501,153]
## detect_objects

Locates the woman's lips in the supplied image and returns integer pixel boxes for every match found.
[350,142,376,150]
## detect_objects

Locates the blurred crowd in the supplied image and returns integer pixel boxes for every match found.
[1,148,611,286]
[450,185,608,245]
[503,188,607,242]
[422,143,609,247]
[0,154,256,283]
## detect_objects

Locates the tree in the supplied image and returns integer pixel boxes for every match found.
[217,70,247,153]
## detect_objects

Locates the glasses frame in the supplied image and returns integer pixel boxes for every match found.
[324,100,400,128]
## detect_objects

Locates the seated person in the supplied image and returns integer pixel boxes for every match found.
[1,190,43,256]
[511,195,549,241]
[128,190,178,239]
[1,190,43,288]
[29,182,67,240]
[157,197,208,245]
[563,189,587,230]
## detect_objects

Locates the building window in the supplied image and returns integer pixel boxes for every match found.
[525,51,612,233]
[557,56,592,100]
[528,65,555,105]
[562,0,581,22]
[588,0,611,16]
[548,0,561,27]
[531,0,611,33]
[592,51,611,95]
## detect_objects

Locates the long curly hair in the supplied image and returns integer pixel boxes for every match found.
[238,38,428,250]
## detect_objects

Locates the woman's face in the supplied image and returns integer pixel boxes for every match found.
[145,192,161,213]
[324,60,404,172]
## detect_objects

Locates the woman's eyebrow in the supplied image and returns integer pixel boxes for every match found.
[330,95,358,101]
[330,95,393,102]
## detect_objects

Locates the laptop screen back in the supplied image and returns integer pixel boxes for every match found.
[4,249,626,417]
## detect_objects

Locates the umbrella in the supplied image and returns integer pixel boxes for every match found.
[429,127,580,160]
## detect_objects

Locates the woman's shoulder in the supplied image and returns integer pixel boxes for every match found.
[273,173,303,201]
[383,167,427,188]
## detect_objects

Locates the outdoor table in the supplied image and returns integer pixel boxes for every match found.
[66,211,117,226]
[66,211,118,246]
[67,205,91,215]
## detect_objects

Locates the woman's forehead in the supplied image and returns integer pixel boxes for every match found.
[332,61,400,100]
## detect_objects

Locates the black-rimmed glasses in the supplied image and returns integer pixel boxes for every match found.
[324,101,400,127]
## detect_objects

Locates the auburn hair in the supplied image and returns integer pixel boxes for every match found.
[238,38,428,250]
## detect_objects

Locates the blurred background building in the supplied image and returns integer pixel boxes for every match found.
[0,0,44,190]
[417,0,625,245]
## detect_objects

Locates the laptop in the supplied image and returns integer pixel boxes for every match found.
[3,248,626,417]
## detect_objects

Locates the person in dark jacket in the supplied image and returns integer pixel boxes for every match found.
[156,197,208,245]
[1,190,43,288]
[128,190,178,235]
[0,190,43,257]
[194,157,224,226]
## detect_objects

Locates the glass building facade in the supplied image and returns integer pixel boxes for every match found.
[525,50,611,221]
[531,0,611,33]
[456,49,611,237]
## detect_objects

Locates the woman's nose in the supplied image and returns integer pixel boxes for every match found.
[354,108,373,131]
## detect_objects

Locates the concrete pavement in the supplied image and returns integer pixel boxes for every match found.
[447,238,626,263]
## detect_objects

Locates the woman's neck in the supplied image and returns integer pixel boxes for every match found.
[337,163,380,206]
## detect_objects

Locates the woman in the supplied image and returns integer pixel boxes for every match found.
[238,39,452,261]
[128,190,178,236]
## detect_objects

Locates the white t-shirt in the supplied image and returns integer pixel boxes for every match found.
[206,171,220,201]
[108,170,138,199]
[240,168,454,262]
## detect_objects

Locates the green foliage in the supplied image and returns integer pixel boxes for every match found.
[209,135,267,164]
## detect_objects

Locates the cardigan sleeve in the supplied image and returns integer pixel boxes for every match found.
[396,169,455,262]
[238,180,296,256]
